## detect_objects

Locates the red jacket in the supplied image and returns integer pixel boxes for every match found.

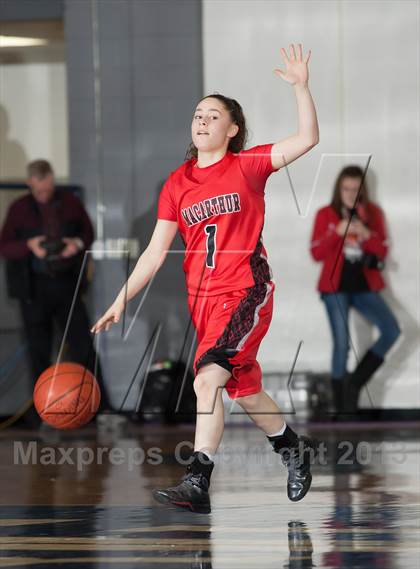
[310,203,388,293]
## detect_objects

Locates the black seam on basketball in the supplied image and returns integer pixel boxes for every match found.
[39,377,95,416]
[73,364,92,415]
[42,380,97,429]
[34,366,95,415]
[49,381,97,428]
[70,375,97,421]
[34,368,92,395]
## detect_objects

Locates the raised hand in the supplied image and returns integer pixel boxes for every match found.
[273,43,311,86]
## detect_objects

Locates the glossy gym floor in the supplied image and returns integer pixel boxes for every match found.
[0,419,419,568]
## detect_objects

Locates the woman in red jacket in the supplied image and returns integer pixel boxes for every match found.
[310,165,400,416]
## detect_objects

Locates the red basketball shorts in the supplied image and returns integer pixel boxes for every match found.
[187,281,275,399]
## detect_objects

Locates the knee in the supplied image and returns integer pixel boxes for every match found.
[386,320,401,347]
[193,362,231,399]
[193,373,219,401]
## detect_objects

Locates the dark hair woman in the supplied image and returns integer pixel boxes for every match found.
[310,165,401,417]
[93,44,320,512]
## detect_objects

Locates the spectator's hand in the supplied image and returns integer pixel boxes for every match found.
[27,235,47,258]
[351,219,371,240]
[91,300,125,334]
[60,237,81,258]
[335,220,348,236]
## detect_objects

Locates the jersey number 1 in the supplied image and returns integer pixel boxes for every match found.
[204,224,217,268]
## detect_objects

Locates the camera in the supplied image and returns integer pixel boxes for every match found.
[362,252,385,271]
[40,238,80,274]
[40,238,66,259]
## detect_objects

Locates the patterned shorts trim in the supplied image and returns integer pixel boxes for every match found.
[188,280,275,399]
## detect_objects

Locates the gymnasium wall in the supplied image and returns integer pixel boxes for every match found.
[202,0,419,408]
[0,0,418,412]
[0,62,68,180]
[64,0,203,409]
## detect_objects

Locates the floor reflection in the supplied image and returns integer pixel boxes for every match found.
[0,423,418,568]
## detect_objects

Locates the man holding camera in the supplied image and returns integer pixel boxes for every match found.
[0,160,111,424]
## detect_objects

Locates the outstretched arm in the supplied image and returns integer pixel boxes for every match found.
[91,219,178,333]
[271,43,319,170]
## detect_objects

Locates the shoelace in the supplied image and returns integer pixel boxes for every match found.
[181,471,208,490]
[281,444,308,471]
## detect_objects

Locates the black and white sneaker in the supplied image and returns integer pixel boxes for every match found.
[153,471,211,514]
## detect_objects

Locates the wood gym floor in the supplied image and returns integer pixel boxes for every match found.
[0,420,419,568]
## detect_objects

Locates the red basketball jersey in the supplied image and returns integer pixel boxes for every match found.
[157,143,279,297]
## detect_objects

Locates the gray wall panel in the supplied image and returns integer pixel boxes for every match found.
[0,0,64,21]
[65,0,202,408]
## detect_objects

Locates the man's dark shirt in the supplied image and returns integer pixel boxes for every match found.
[0,189,94,299]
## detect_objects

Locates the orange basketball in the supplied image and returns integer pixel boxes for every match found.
[33,362,101,429]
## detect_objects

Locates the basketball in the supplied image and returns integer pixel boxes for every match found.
[33,362,101,429]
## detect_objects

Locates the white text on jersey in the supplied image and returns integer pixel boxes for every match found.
[181,192,241,227]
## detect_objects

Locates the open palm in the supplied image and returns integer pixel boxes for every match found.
[274,43,311,85]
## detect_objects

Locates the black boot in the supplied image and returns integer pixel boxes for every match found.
[268,426,317,502]
[347,349,384,411]
[331,378,346,419]
[331,377,354,421]
[153,451,214,514]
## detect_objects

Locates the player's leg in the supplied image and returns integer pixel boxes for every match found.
[226,282,316,501]
[234,388,317,502]
[153,362,231,513]
[235,389,284,433]
[193,362,232,456]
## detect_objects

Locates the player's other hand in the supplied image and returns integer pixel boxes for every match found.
[91,300,125,334]
[273,43,311,86]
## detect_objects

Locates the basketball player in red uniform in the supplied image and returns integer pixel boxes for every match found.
[92,44,319,512]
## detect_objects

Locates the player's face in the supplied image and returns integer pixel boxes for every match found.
[27,173,55,204]
[340,176,361,209]
[191,98,239,153]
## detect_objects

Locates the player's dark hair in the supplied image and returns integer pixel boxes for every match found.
[184,93,248,160]
[331,165,370,217]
